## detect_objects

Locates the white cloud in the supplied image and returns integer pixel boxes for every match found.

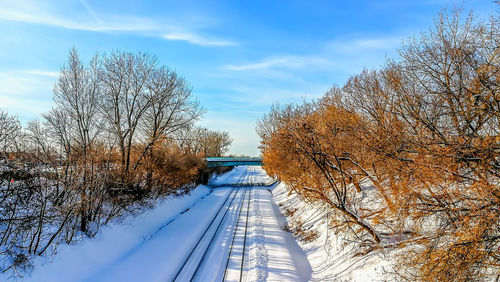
[230,87,327,106]
[0,3,167,37]
[0,70,54,120]
[0,95,52,121]
[328,36,402,54]
[163,32,237,47]
[24,70,59,77]
[224,56,332,71]
[78,0,102,23]
[0,1,236,47]
[0,70,55,96]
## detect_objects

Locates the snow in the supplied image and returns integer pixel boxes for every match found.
[11,165,493,281]
[175,188,242,281]
[23,185,217,281]
[209,166,277,186]
[246,187,312,281]
[17,166,311,282]
[88,187,233,282]
[272,182,389,281]
[190,188,247,281]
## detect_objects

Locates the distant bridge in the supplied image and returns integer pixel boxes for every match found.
[205,157,263,167]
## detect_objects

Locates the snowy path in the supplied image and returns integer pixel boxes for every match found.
[26,166,311,282]
[246,188,311,281]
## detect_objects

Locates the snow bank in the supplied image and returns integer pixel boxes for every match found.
[3,167,314,281]
[272,182,390,281]
[20,185,214,282]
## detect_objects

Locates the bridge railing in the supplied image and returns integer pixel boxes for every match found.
[205,157,263,167]
[207,178,278,188]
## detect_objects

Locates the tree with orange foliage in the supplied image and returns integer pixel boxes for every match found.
[258,8,499,281]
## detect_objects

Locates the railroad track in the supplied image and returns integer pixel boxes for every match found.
[173,186,250,281]
[223,187,252,282]
[172,187,239,281]
[210,166,263,188]
[171,167,255,282]
[235,166,249,186]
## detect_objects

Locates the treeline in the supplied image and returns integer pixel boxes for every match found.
[0,49,231,276]
[257,10,499,281]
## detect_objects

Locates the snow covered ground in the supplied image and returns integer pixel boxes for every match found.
[272,182,388,281]
[19,166,310,282]
[209,166,277,187]
[245,188,311,281]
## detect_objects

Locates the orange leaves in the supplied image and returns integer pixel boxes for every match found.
[258,98,389,244]
[257,8,500,280]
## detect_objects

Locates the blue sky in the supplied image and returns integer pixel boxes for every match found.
[0,0,497,156]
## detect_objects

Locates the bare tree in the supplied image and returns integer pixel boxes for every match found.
[99,51,157,177]
[0,110,21,156]
[173,127,206,155]
[258,8,499,281]
[256,103,294,142]
[133,66,203,170]
[52,47,102,157]
[0,48,224,278]
[205,130,232,157]
[44,47,104,233]
[172,127,232,157]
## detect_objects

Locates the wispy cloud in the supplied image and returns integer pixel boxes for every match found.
[0,95,52,121]
[0,1,236,47]
[78,0,102,23]
[0,70,54,119]
[328,36,403,54]
[24,70,59,77]
[0,8,150,32]
[0,70,55,96]
[224,55,332,71]
[204,85,329,107]
[163,32,237,47]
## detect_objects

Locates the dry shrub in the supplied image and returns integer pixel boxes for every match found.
[287,219,319,243]
[257,8,499,281]
[284,207,298,217]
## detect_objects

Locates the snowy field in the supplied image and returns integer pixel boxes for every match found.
[20,166,311,282]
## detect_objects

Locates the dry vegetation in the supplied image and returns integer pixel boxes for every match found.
[284,218,319,244]
[0,49,232,276]
[258,10,499,281]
